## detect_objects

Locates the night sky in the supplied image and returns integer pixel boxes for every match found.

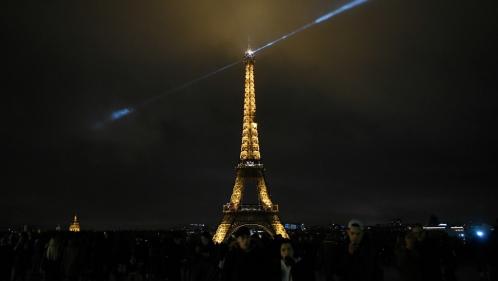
[4,0,498,229]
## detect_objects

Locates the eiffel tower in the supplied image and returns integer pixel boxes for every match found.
[212,49,289,243]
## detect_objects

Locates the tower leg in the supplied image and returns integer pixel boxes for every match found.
[271,215,289,239]
[256,176,274,209]
[213,214,233,244]
[229,171,245,209]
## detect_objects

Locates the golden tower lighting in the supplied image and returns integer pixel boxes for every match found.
[213,49,289,243]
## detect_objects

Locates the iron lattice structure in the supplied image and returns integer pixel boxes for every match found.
[213,51,289,243]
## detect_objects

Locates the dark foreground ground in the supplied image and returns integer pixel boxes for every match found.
[1,225,497,281]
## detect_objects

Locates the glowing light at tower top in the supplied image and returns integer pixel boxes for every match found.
[244,48,255,61]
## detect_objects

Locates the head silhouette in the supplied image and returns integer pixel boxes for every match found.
[234,226,251,251]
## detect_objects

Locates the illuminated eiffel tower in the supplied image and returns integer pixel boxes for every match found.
[213,50,289,243]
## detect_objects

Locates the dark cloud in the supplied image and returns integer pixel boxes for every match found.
[3,0,498,229]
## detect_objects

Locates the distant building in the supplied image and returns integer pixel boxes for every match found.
[69,215,80,232]
[284,223,306,231]
[423,223,465,239]
[184,223,207,234]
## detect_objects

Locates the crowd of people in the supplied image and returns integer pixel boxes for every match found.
[0,220,497,281]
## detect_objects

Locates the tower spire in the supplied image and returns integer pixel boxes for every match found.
[239,49,261,161]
